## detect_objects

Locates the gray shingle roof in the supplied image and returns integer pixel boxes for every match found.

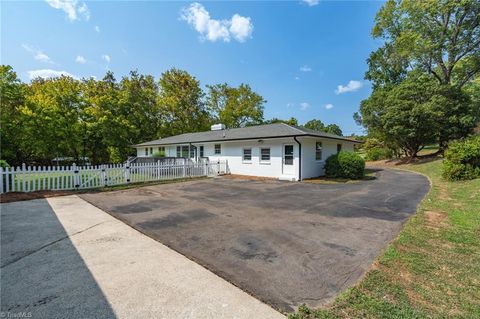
[133,123,360,147]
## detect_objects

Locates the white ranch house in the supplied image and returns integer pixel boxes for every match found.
[133,123,361,181]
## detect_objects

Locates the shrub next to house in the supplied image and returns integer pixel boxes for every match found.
[325,151,365,179]
[442,136,480,181]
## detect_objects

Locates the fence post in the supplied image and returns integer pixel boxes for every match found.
[0,167,3,193]
[125,162,130,184]
[102,164,107,187]
[73,163,80,189]
[183,160,186,178]
[22,163,26,192]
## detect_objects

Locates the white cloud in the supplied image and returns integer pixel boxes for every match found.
[181,3,253,43]
[335,80,363,94]
[94,25,100,33]
[300,102,310,111]
[75,55,86,64]
[299,65,312,72]
[77,2,90,20]
[45,0,90,21]
[286,103,294,108]
[230,14,253,42]
[102,54,111,63]
[27,69,76,80]
[325,103,334,110]
[22,44,53,64]
[303,0,320,6]
[34,52,52,63]
[294,76,300,80]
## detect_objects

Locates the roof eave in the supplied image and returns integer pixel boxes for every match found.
[132,133,361,147]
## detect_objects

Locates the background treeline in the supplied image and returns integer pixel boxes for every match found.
[0,65,343,166]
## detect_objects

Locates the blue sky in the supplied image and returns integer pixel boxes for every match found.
[1,0,384,135]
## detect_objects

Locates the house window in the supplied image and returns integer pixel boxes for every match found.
[315,142,322,160]
[199,146,204,157]
[337,144,342,153]
[260,148,270,162]
[150,147,153,155]
[145,147,148,156]
[181,146,189,157]
[243,148,252,162]
[189,146,195,158]
[176,146,181,157]
[158,147,165,157]
[214,144,221,155]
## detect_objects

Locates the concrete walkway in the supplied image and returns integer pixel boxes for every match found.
[1,196,284,319]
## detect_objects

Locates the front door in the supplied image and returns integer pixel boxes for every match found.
[282,144,294,175]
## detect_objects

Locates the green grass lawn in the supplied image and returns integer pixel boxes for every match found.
[290,159,480,319]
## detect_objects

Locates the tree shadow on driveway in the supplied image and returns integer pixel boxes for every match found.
[1,199,116,318]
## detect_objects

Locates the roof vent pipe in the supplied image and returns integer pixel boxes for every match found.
[211,124,226,131]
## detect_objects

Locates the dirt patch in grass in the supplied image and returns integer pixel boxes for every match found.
[424,210,449,230]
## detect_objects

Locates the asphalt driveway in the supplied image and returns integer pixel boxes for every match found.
[80,168,429,312]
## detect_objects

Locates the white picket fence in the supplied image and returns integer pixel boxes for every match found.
[0,161,228,193]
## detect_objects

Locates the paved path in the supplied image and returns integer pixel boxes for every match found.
[1,196,284,319]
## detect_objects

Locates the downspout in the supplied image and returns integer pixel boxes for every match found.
[293,137,302,181]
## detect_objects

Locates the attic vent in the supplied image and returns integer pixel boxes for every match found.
[211,123,226,131]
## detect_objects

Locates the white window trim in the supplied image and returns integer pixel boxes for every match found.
[242,148,252,164]
[214,144,222,155]
[260,147,271,164]
[176,144,190,158]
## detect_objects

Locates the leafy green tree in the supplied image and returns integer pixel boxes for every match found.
[303,119,343,136]
[359,71,444,158]
[158,68,210,136]
[82,72,125,164]
[304,119,325,132]
[118,71,162,158]
[361,0,480,153]
[207,83,265,128]
[0,65,26,165]
[264,117,298,126]
[20,76,84,164]
[370,0,480,89]
[325,124,343,136]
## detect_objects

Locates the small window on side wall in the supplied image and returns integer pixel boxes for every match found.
[214,144,221,155]
[199,146,204,157]
[243,148,252,162]
[145,147,148,156]
[176,146,181,157]
[315,142,322,160]
[337,144,342,153]
[260,148,270,162]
